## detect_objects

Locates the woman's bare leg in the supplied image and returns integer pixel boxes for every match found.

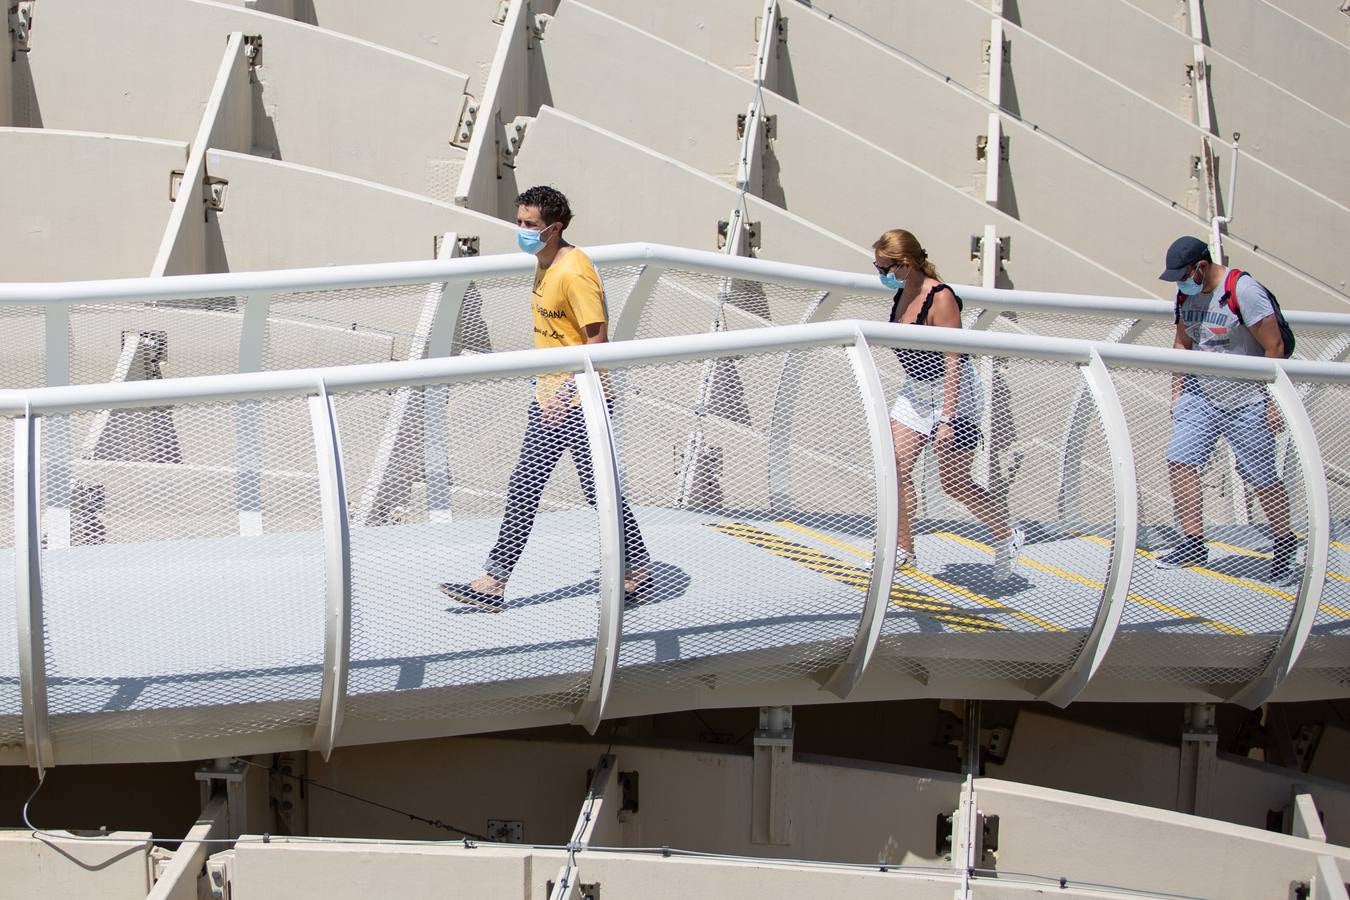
[937,447,1009,543]
[891,420,929,556]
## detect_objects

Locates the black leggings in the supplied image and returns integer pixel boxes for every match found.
[484,400,650,582]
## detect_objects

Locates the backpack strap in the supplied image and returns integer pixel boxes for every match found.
[1220,268,1246,325]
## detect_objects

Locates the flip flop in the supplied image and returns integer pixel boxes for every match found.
[440,583,505,613]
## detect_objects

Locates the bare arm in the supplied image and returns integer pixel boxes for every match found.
[926,288,964,421]
[1246,314,1284,359]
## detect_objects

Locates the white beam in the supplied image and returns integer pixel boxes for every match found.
[14,413,52,774]
[1040,351,1137,706]
[821,334,898,698]
[1230,368,1330,708]
[309,384,352,761]
[571,359,624,734]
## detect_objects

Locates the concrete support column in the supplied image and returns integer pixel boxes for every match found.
[751,706,793,846]
[1177,703,1218,816]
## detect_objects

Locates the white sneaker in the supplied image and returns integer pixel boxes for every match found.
[993,527,1025,582]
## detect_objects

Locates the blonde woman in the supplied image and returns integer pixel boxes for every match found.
[873,229,1023,580]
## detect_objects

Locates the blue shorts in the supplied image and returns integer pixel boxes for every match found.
[1164,391,1279,487]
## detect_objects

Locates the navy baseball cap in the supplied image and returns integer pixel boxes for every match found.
[1159,236,1211,281]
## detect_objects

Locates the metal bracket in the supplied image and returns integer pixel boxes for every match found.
[242,34,262,67]
[435,234,479,258]
[976,133,1009,162]
[970,233,1010,262]
[9,1,35,53]
[752,706,793,845]
[195,758,249,838]
[501,115,531,164]
[451,94,480,149]
[529,12,551,41]
[205,175,228,211]
[492,0,510,25]
[738,112,777,140]
[981,36,1010,64]
[206,853,233,900]
[717,219,761,251]
[547,881,600,900]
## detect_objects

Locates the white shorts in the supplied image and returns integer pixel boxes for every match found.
[889,369,983,435]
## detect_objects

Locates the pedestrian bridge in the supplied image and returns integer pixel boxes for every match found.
[0,244,1347,769]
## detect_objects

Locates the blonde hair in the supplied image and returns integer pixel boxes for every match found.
[872,229,940,281]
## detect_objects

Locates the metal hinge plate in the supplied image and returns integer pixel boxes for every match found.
[500,115,531,165]
[8,1,35,53]
[970,234,1010,262]
[451,94,480,148]
[975,134,1009,162]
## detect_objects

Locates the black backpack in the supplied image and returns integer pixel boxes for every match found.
[1175,268,1295,359]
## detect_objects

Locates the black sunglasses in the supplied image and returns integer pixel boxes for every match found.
[873,261,896,275]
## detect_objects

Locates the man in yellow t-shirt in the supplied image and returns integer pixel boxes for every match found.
[441,186,651,612]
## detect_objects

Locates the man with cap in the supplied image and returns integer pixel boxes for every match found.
[1156,235,1295,583]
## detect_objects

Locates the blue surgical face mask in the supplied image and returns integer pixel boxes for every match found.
[517,224,551,255]
[1177,268,1205,297]
[880,273,904,291]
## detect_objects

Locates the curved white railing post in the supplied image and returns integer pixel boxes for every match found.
[1040,351,1136,707]
[822,333,898,698]
[308,382,352,761]
[1230,369,1330,708]
[14,410,53,774]
[609,263,666,343]
[572,357,624,734]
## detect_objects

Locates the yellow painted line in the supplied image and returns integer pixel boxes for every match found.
[773,520,1059,632]
[962,531,1246,636]
[1206,539,1350,586]
[1085,534,1350,621]
[1333,539,1350,553]
[707,522,1004,632]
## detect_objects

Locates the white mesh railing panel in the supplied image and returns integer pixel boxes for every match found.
[0,419,19,750]
[38,396,326,751]
[0,307,45,389]
[611,345,873,694]
[448,273,540,357]
[262,285,427,370]
[67,299,246,385]
[335,370,601,728]
[866,345,1106,686]
[627,269,826,341]
[1098,367,1307,689]
[1298,380,1350,692]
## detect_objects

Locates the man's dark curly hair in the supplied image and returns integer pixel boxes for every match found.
[515,185,573,228]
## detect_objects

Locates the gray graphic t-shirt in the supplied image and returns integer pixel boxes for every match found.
[1176,272,1275,408]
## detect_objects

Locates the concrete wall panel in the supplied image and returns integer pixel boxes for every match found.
[780,6,988,195]
[296,0,505,98]
[205,150,516,272]
[23,0,470,200]
[1012,0,1195,116]
[1202,0,1350,124]
[0,130,183,280]
[541,3,744,186]
[511,106,869,272]
[0,832,150,900]
[580,0,762,78]
[979,777,1350,900]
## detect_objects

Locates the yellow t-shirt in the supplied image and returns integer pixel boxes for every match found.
[531,248,608,406]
